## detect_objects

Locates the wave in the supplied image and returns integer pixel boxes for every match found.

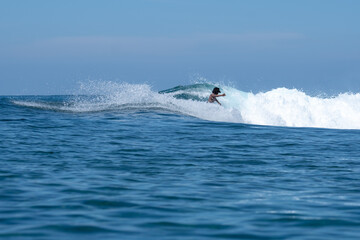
[12,81,360,129]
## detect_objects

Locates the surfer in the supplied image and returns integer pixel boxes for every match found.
[208,87,226,105]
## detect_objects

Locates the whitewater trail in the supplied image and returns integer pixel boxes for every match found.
[12,81,360,129]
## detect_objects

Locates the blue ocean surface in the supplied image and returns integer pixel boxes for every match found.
[1,83,360,240]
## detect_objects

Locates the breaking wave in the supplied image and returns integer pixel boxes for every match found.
[12,81,360,129]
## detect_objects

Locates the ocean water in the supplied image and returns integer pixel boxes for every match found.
[1,82,360,240]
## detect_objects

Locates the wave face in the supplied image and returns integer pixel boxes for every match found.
[12,81,360,129]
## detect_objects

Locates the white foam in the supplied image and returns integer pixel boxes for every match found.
[232,88,360,129]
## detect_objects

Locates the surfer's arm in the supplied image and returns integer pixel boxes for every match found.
[213,93,226,98]
[214,93,225,105]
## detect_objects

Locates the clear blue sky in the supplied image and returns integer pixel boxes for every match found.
[1,0,359,95]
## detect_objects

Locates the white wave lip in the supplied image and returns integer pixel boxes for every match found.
[224,87,360,129]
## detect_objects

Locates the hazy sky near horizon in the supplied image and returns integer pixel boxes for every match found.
[1,0,360,95]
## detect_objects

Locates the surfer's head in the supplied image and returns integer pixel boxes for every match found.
[212,87,221,94]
